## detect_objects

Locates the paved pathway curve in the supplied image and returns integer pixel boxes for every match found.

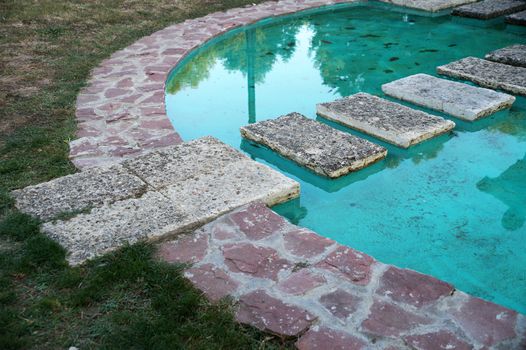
[158,202,526,349]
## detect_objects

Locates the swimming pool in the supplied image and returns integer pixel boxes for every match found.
[165,2,526,313]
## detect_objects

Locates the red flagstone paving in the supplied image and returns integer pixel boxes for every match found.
[158,202,526,349]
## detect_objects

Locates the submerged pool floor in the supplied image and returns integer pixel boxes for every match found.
[165,3,526,313]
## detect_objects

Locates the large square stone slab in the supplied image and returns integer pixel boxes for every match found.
[437,57,526,96]
[485,45,526,68]
[122,136,246,189]
[240,113,387,178]
[382,74,515,121]
[452,0,526,19]
[316,93,455,148]
[42,191,198,265]
[11,164,148,221]
[379,0,477,12]
[161,159,300,223]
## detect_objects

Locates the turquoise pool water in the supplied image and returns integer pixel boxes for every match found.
[165,3,526,313]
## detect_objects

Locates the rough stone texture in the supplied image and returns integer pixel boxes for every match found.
[486,45,526,68]
[122,136,246,189]
[296,326,367,350]
[23,137,299,265]
[403,331,474,350]
[236,290,316,337]
[376,266,454,307]
[379,0,477,12]
[452,0,526,20]
[382,74,515,121]
[11,164,147,221]
[241,113,387,178]
[42,191,197,265]
[437,57,526,96]
[158,202,526,349]
[506,9,526,26]
[157,232,209,264]
[317,93,455,148]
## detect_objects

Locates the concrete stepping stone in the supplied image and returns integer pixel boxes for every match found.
[452,0,526,20]
[437,57,526,96]
[486,45,526,68]
[17,137,299,265]
[240,113,387,178]
[316,93,455,148]
[11,164,148,221]
[378,0,477,12]
[506,9,526,26]
[158,202,526,349]
[382,74,515,121]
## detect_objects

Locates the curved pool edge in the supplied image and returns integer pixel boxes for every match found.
[71,0,367,169]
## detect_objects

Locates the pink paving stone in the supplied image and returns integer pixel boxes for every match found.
[116,77,134,88]
[157,233,208,264]
[76,123,102,138]
[138,131,182,148]
[69,138,102,158]
[211,223,242,241]
[451,296,518,346]
[229,202,287,240]
[140,118,173,130]
[236,290,316,337]
[283,228,334,258]
[141,91,164,104]
[184,263,239,302]
[403,331,473,350]
[376,266,454,307]
[318,246,375,286]
[319,289,361,320]
[276,269,326,295]
[361,299,431,337]
[222,242,292,281]
[296,326,367,350]
[104,88,129,98]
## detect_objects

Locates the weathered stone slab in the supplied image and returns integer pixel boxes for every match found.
[506,9,526,26]
[379,0,477,12]
[36,138,299,264]
[122,136,246,189]
[437,57,526,96]
[296,326,367,350]
[160,159,299,224]
[317,93,455,148]
[486,45,526,68]
[382,74,515,121]
[11,164,147,221]
[452,0,526,20]
[240,113,387,178]
[42,192,198,265]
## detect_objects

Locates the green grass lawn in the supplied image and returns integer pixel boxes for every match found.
[0,1,293,348]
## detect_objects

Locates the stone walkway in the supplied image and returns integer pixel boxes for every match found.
[13,137,298,265]
[316,93,455,148]
[507,9,526,26]
[240,113,387,178]
[158,202,526,349]
[381,74,515,121]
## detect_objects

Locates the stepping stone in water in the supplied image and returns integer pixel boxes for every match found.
[316,93,455,148]
[240,113,387,178]
[437,57,526,96]
[452,0,526,20]
[485,45,526,68]
[378,0,477,12]
[506,9,526,26]
[382,74,515,121]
